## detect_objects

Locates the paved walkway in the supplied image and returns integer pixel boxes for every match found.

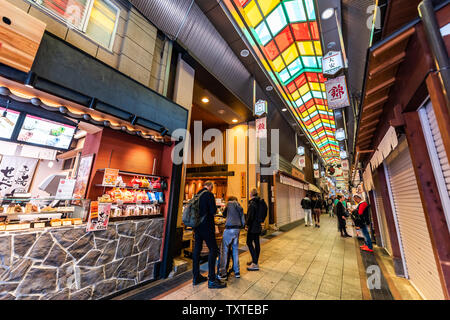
[155,215,366,300]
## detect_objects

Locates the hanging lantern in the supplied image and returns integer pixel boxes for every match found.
[297,146,305,155]
[335,128,346,141]
[340,150,347,159]
[313,163,319,170]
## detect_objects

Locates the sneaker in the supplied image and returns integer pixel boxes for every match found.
[193,274,207,285]
[361,247,374,253]
[247,260,252,266]
[345,234,352,237]
[247,263,259,271]
[217,274,228,281]
[208,279,227,289]
[360,245,368,249]
[235,272,241,278]
[305,224,308,227]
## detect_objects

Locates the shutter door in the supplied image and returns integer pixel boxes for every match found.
[276,183,290,227]
[386,141,445,300]
[372,172,393,255]
[289,186,297,222]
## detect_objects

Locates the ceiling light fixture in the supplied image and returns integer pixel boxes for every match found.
[297,146,305,156]
[232,119,238,123]
[322,8,335,20]
[217,109,225,114]
[282,108,287,112]
[335,128,346,141]
[266,85,273,91]
[240,49,249,57]
[201,97,209,103]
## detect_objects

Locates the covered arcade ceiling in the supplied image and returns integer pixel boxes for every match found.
[225,0,340,164]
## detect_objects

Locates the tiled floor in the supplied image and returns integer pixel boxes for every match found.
[155,215,365,300]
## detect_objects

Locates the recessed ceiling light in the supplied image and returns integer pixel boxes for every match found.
[240,49,249,57]
[282,108,287,112]
[218,109,225,114]
[266,85,273,91]
[322,8,335,20]
[201,97,209,103]
[232,119,238,123]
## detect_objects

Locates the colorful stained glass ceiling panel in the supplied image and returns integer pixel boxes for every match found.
[233,0,340,163]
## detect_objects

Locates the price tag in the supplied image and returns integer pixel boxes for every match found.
[50,220,62,227]
[33,222,45,229]
[62,220,72,226]
[119,183,127,188]
[136,200,142,205]
[133,184,139,189]
[72,219,82,225]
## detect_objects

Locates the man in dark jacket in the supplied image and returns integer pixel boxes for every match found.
[246,188,267,271]
[301,194,313,227]
[336,195,351,237]
[192,181,226,289]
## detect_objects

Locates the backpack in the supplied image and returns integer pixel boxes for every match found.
[257,199,268,223]
[351,209,363,226]
[182,190,207,228]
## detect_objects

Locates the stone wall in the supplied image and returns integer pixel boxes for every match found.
[0,218,164,300]
[7,0,169,93]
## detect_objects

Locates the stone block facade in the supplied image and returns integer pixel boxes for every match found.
[6,0,168,93]
[0,218,164,300]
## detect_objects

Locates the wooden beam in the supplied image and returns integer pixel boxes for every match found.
[359,128,377,138]
[358,149,375,154]
[363,96,389,112]
[404,111,450,299]
[389,104,405,127]
[365,77,396,97]
[361,109,384,122]
[369,52,406,78]
[372,27,415,58]
[360,119,380,131]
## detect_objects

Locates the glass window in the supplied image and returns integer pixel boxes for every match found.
[85,0,119,49]
[33,0,91,29]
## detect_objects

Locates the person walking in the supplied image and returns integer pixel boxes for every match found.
[327,197,334,217]
[192,181,226,289]
[218,196,245,280]
[312,195,321,228]
[246,189,267,271]
[336,195,351,237]
[353,195,374,253]
[301,193,313,227]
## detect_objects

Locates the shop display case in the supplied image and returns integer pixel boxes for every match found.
[0,197,88,231]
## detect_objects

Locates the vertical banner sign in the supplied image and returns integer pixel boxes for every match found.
[102,168,119,186]
[86,201,112,232]
[298,155,306,168]
[322,51,344,76]
[325,76,350,110]
[314,170,320,178]
[255,117,267,138]
[341,160,349,171]
[343,171,349,179]
[0,156,38,197]
[241,172,246,198]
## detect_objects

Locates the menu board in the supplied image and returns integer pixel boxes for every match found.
[0,107,20,140]
[102,168,119,187]
[86,201,111,232]
[17,115,76,149]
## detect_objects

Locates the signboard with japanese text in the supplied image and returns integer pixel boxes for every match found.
[325,76,350,110]
[341,160,349,171]
[0,156,38,197]
[254,99,267,116]
[86,201,111,232]
[298,156,306,168]
[314,170,320,178]
[102,168,119,187]
[256,117,267,138]
[322,51,344,76]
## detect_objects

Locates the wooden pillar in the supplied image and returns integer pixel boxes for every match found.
[376,164,406,277]
[368,190,382,246]
[403,111,450,299]
[426,73,450,162]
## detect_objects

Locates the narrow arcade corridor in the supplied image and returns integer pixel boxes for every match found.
[155,216,365,300]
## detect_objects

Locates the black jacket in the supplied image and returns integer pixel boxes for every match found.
[301,197,311,209]
[246,197,264,234]
[195,188,217,232]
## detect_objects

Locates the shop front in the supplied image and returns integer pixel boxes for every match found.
[0,11,188,299]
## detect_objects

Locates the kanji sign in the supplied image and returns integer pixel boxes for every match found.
[322,51,344,76]
[341,160,349,171]
[254,99,267,116]
[325,76,350,110]
[256,117,267,138]
[314,170,320,178]
[298,156,306,168]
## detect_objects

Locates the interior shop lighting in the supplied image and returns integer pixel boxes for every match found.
[313,163,319,170]
[48,161,54,168]
[335,128,346,141]
[282,108,287,112]
[201,97,209,103]
[340,150,348,159]
[232,119,238,123]
[240,49,250,57]
[297,146,305,155]
[321,8,335,20]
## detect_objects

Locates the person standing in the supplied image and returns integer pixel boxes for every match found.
[336,195,351,237]
[353,195,373,253]
[328,197,334,217]
[301,193,313,227]
[192,181,226,289]
[312,195,321,228]
[246,189,267,271]
[218,196,245,280]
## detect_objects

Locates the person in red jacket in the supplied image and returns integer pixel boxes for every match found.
[353,195,373,252]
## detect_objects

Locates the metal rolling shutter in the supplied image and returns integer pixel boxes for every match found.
[289,186,297,222]
[373,188,393,255]
[276,183,291,227]
[386,141,445,300]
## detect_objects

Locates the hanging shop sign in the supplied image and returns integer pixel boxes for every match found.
[291,167,305,181]
[254,99,268,117]
[102,168,119,187]
[0,155,38,197]
[241,172,246,198]
[256,117,267,138]
[314,170,320,178]
[322,51,344,77]
[341,159,349,171]
[298,155,306,168]
[86,201,112,232]
[0,1,46,72]
[343,171,349,179]
[325,76,350,110]
[55,179,76,200]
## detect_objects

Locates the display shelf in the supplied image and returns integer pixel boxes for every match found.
[94,184,163,191]
[109,214,163,221]
[1,212,63,220]
[100,201,165,205]
[97,169,168,179]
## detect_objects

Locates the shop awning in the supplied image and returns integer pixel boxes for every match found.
[308,183,321,193]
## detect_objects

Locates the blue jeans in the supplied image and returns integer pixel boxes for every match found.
[219,229,241,276]
[360,224,373,250]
